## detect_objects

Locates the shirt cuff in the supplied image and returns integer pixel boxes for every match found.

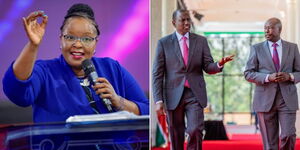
[289,73,295,81]
[265,74,270,83]
[217,63,223,68]
[155,100,163,104]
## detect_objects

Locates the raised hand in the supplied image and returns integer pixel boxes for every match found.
[22,10,48,46]
[219,54,235,66]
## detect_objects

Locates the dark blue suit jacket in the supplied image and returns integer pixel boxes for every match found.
[152,32,222,110]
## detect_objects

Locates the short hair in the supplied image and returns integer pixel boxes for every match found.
[60,3,100,36]
[172,9,189,21]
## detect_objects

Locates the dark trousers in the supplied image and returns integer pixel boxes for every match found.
[166,88,204,150]
[257,90,296,150]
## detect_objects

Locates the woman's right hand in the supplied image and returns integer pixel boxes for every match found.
[22,10,48,46]
[13,11,48,80]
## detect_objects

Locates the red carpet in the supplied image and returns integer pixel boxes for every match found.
[152,134,300,150]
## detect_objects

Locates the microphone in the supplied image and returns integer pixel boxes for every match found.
[81,59,113,112]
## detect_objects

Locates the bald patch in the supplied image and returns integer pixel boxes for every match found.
[266,17,282,30]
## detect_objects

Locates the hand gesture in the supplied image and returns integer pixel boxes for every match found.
[219,54,235,66]
[22,10,48,46]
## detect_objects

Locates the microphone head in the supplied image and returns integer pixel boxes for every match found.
[81,59,96,76]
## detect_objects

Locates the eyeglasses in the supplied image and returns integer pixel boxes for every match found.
[62,35,97,46]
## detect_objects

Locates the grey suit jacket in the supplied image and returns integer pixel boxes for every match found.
[244,40,300,112]
[152,32,222,110]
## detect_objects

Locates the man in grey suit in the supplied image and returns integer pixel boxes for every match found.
[244,18,300,150]
[152,9,234,150]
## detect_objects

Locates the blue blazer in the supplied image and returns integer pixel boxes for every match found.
[3,55,149,122]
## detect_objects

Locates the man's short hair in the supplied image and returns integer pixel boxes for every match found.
[172,9,189,21]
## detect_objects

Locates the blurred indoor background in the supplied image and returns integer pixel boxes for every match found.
[151,0,300,147]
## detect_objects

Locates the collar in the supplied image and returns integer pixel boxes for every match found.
[268,39,282,47]
[175,31,189,41]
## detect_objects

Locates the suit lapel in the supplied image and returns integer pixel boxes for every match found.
[280,40,289,71]
[171,32,185,66]
[262,41,277,71]
[187,33,196,68]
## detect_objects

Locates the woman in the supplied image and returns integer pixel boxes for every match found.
[2,3,149,122]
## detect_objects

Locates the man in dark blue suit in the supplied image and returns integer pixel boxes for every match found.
[152,9,234,150]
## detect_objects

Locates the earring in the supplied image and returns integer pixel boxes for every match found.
[93,50,96,54]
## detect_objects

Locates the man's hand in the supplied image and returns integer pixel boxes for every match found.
[268,72,291,82]
[276,72,291,82]
[219,54,235,66]
[156,102,166,116]
[268,73,279,82]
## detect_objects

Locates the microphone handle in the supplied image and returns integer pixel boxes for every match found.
[94,82,113,112]
[103,98,113,112]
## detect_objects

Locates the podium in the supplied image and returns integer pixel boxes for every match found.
[1,117,149,150]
